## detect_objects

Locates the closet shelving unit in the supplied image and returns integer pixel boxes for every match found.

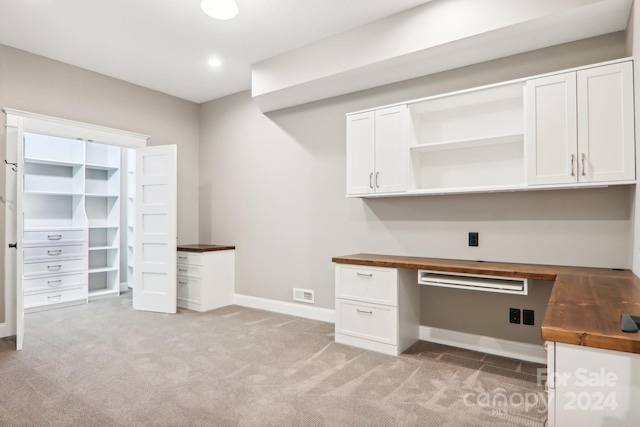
[126,149,135,289]
[22,133,89,310]
[85,142,121,298]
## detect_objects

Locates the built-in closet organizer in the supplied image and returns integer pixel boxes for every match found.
[22,133,126,311]
[345,58,635,197]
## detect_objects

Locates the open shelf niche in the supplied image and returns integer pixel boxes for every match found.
[407,81,526,193]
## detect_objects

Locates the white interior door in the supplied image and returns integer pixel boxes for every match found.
[133,145,177,313]
[3,120,24,349]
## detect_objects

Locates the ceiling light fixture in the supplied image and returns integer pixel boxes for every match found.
[201,0,239,20]
[208,58,222,67]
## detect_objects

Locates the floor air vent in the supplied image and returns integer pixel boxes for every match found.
[293,288,315,304]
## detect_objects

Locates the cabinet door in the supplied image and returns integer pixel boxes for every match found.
[374,106,408,194]
[346,111,375,196]
[577,62,635,183]
[526,73,578,185]
[554,343,640,426]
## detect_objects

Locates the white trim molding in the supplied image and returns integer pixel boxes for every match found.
[233,293,335,323]
[419,325,546,364]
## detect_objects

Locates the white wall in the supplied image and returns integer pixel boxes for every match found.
[200,33,631,344]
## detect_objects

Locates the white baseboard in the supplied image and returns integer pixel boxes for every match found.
[233,293,335,323]
[419,325,546,364]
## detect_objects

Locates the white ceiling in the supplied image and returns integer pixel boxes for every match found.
[0,0,434,104]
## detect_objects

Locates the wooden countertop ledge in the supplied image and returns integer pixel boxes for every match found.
[332,253,640,355]
[178,244,235,253]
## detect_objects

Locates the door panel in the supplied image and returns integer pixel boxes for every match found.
[346,111,375,196]
[577,62,635,182]
[374,105,408,194]
[133,145,177,313]
[526,73,577,185]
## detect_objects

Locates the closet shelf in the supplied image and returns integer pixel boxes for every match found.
[85,193,119,198]
[88,288,119,298]
[88,267,118,274]
[24,157,84,168]
[85,163,119,171]
[88,246,118,251]
[24,190,83,196]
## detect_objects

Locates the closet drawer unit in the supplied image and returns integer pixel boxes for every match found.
[176,264,203,279]
[23,258,86,276]
[23,273,85,293]
[23,244,85,261]
[336,265,398,306]
[23,229,85,246]
[335,299,398,345]
[177,251,202,266]
[177,277,202,307]
[24,286,87,309]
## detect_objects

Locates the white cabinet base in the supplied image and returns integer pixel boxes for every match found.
[177,247,235,312]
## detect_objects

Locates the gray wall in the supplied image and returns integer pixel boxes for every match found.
[199,33,632,345]
[0,44,201,323]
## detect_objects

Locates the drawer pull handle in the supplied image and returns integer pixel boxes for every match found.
[47,265,62,271]
[47,280,62,287]
[47,294,62,301]
[357,273,373,278]
[47,249,62,256]
[47,234,62,240]
[178,268,188,273]
[178,280,188,286]
[356,309,373,315]
[178,256,188,261]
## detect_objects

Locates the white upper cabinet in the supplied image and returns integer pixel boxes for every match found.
[577,62,635,183]
[346,111,375,195]
[374,106,408,194]
[527,61,635,185]
[526,73,578,185]
[346,59,635,198]
[346,105,408,196]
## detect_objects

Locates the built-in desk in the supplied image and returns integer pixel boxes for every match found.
[332,253,640,426]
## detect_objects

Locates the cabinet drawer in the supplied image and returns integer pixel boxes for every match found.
[177,251,202,266]
[177,264,202,278]
[336,265,398,306]
[23,229,86,246]
[177,277,202,305]
[23,273,85,293]
[24,286,87,309]
[23,244,85,261]
[335,299,397,345]
[24,258,86,277]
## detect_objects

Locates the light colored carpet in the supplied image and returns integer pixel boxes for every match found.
[0,293,547,426]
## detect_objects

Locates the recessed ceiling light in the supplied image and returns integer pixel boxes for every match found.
[208,58,222,67]
[201,0,238,20]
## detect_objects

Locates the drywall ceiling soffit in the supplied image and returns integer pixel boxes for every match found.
[251,0,632,113]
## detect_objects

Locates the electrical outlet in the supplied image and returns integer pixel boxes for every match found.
[509,308,521,324]
[468,232,479,247]
[523,309,534,325]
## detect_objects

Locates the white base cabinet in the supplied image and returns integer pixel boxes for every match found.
[335,264,419,356]
[546,342,640,426]
[177,246,235,312]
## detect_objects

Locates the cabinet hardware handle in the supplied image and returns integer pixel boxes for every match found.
[375,172,380,188]
[178,268,188,273]
[178,280,187,286]
[356,309,373,314]
[369,173,373,189]
[47,265,62,271]
[47,234,62,240]
[178,256,187,260]
[581,153,586,177]
[8,242,17,249]
[47,294,62,301]
[357,272,373,277]
[47,249,62,256]
[570,154,575,177]
[47,280,62,287]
